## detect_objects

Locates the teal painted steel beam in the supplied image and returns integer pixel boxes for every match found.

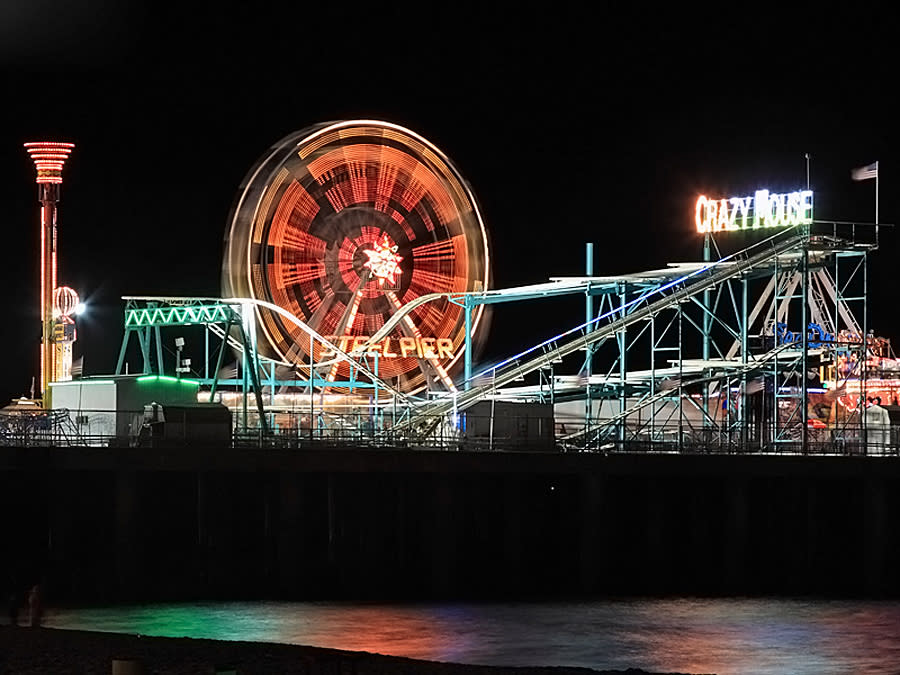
[124,303,237,328]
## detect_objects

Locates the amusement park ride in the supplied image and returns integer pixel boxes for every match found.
[4,122,893,453]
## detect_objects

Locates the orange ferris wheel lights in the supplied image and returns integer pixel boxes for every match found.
[223,121,491,394]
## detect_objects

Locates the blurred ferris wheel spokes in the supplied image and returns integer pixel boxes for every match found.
[223,120,491,394]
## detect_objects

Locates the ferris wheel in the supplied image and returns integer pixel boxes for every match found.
[223,120,491,394]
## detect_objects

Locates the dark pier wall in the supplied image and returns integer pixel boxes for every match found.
[2,448,899,603]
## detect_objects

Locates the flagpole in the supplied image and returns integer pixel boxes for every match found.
[875,160,879,242]
[805,153,810,190]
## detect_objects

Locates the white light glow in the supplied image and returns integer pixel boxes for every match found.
[696,189,813,233]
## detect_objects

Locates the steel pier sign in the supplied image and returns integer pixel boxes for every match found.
[696,189,813,233]
[322,335,455,360]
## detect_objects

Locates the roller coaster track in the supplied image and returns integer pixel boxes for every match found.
[220,297,415,404]
[404,230,809,427]
[123,296,413,405]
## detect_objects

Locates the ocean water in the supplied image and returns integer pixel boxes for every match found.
[43,597,900,674]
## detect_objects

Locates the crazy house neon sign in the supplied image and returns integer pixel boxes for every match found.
[695,189,813,233]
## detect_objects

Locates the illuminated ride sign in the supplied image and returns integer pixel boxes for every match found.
[322,335,455,360]
[774,322,834,349]
[696,189,813,233]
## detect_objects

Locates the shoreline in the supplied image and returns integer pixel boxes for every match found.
[0,625,686,674]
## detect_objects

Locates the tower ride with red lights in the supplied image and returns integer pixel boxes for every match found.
[24,141,76,403]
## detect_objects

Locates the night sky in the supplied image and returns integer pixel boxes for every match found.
[0,3,895,403]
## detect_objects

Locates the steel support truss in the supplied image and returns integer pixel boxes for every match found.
[395,223,881,454]
[109,222,881,452]
[116,297,413,434]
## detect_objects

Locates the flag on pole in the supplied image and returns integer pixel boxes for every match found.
[218,360,239,380]
[852,161,878,181]
[71,355,84,378]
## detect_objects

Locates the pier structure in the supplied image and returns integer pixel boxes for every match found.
[26,219,878,455]
[7,128,890,456]
[395,221,882,454]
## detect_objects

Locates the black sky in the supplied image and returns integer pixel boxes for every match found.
[0,3,895,402]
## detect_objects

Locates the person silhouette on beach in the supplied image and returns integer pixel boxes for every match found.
[27,584,42,628]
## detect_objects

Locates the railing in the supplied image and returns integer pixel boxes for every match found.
[3,407,898,456]
[809,220,882,250]
[0,407,84,447]
[564,421,897,456]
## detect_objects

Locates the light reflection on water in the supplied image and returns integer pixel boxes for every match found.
[44,598,900,674]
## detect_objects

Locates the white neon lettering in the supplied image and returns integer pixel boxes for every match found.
[728,197,742,230]
[737,197,752,229]
[320,335,455,360]
[697,188,813,234]
[716,199,729,231]
[771,192,786,226]
[695,196,708,233]
[399,337,417,358]
[351,336,367,354]
[787,191,801,223]
[753,190,769,227]
[420,337,437,359]
[383,337,398,358]
[800,190,813,223]
[437,338,454,359]
[703,199,716,232]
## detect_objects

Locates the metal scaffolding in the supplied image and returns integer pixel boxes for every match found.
[106,222,883,454]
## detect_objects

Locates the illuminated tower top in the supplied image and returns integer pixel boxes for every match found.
[24,141,75,189]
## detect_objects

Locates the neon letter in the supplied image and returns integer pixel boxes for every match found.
[382,337,398,358]
[695,196,709,233]
[436,338,455,359]
[728,198,743,229]
[799,190,813,223]
[737,197,752,229]
[420,337,437,358]
[754,190,770,227]
[351,336,367,354]
[716,199,729,231]
[787,191,801,224]
[399,337,417,358]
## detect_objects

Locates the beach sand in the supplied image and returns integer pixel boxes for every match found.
[0,625,686,674]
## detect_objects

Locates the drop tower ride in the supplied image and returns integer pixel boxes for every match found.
[24,141,75,403]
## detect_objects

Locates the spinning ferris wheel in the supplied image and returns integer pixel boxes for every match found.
[223,120,491,394]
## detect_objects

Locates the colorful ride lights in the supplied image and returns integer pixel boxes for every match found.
[52,286,81,318]
[24,142,75,184]
[695,189,813,233]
